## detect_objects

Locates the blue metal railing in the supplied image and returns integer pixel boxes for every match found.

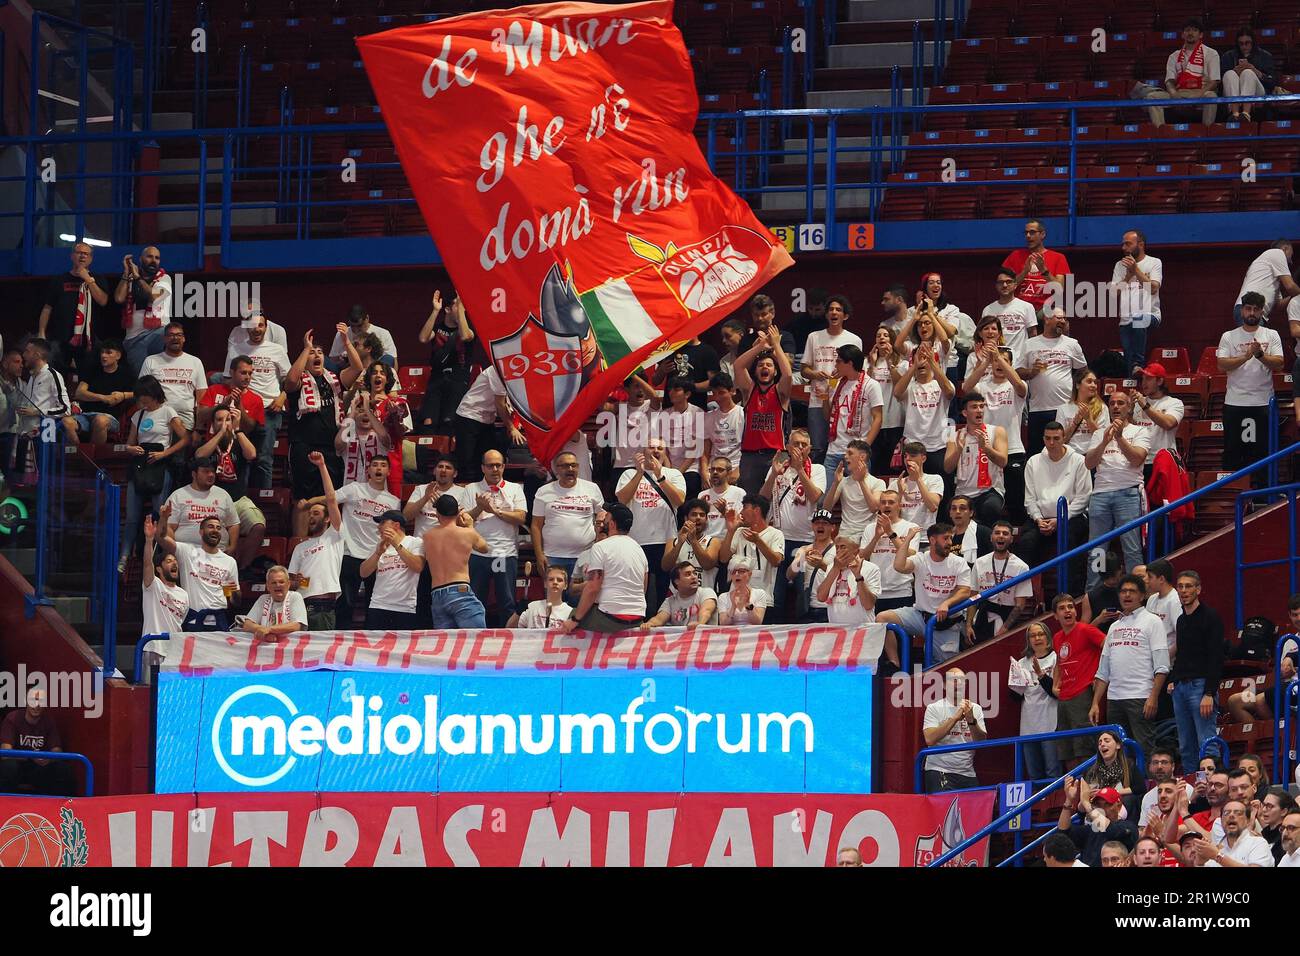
[918,726,1144,866]
[0,750,95,796]
[1233,479,1300,630]
[922,436,1300,667]
[25,427,121,677]
[134,633,167,683]
[1272,633,1299,785]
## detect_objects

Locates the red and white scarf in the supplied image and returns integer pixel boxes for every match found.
[962,425,993,490]
[70,277,91,348]
[1175,42,1206,90]
[828,373,866,442]
[122,266,168,332]
[296,369,341,423]
[788,455,814,506]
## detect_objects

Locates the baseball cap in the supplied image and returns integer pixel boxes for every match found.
[372,509,406,524]
[1136,362,1168,379]
[812,509,839,523]
[1092,786,1122,805]
[1177,829,1201,845]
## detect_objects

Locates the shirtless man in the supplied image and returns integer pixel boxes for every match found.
[421,494,490,628]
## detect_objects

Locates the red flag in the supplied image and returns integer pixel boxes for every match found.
[358,1,793,464]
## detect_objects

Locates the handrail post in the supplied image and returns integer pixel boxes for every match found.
[1055,496,1068,595]
[196,137,207,265]
[825,114,837,246]
[1235,491,1245,629]
[886,623,911,676]
[781,26,793,143]
[1268,396,1279,490]
[1067,108,1078,246]
[803,0,815,92]
[805,117,815,224]
[1273,634,1297,777]
[220,134,233,260]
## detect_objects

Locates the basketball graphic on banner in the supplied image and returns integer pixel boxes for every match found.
[0,812,63,867]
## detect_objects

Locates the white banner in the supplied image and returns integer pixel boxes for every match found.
[157,625,887,676]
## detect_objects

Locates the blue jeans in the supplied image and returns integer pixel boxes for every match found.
[1172,678,1219,772]
[1119,315,1161,374]
[1087,486,1144,589]
[1021,738,1062,782]
[822,452,844,479]
[124,328,166,375]
[120,469,175,565]
[469,553,517,626]
[806,404,828,460]
[429,583,486,628]
[255,410,282,490]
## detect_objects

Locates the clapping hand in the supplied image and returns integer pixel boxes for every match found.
[308,450,325,467]
[432,289,443,312]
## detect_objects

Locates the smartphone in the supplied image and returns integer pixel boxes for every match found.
[1196,770,1208,784]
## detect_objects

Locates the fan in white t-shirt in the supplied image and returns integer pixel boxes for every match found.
[1235,243,1300,319]
[893,343,956,453]
[644,562,718,628]
[138,327,207,429]
[813,536,882,626]
[699,457,747,542]
[704,375,745,474]
[361,510,425,628]
[510,566,574,629]
[403,456,473,537]
[140,514,189,659]
[715,557,771,625]
[719,496,785,596]
[981,278,1038,365]
[561,504,649,634]
[238,566,308,643]
[531,453,604,570]
[877,523,973,667]
[801,298,863,456]
[164,460,240,550]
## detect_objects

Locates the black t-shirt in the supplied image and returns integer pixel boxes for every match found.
[659,342,720,408]
[77,362,136,415]
[427,322,471,373]
[739,327,797,361]
[0,709,61,752]
[43,272,103,345]
[1087,584,1121,634]
[287,373,340,446]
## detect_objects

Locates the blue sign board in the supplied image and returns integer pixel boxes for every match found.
[155,668,875,794]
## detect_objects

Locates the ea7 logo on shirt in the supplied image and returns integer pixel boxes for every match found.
[50,886,151,936]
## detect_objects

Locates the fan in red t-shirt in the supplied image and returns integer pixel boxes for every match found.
[1049,593,1107,766]
[1002,220,1072,316]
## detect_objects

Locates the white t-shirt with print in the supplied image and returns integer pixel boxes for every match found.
[1020,334,1088,412]
[655,587,718,626]
[923,699,987,775]
[981,297,1039,364]
[836,470,887,541]
[406,483,473,538]
[165,484,238,548]
[980,378,1026,455]
[724,524,785,595]
[704,403,744,469]
[131,403,180,447]
[903,379,952,451]
[534,479,603,559]
[699,484,746,540]
[239,340,292,405]
[139,351,207,428]
[615,467,686,546]
[912,551,972,615]
[802,328,863,401]
[861,518,919,600]
[766,462,827,543]
[1111,254,1163,322]
[1132,394,1185,463]
[368,535,424,613]
[1236,247,1292,317]
[717,587,773,621]
[334,481,400,559]
[813,561,883,625]
[825,375,884,456]
[465,479,528,557]
[173,541,238,611]
[972,551,1032,608]
[288,527,346,598]
[869,358,909,429]
[1058,401,1110,456]
[142,577,188,639]
[246,591,308,628]
[655,406,706,473]
[1088,423,1151,493]
[1216,326,1284,406]
[517,600,574,629]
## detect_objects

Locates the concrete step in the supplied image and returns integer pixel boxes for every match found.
[848,0,936,22]
[7,547,35,575]
[805,88,903,109]
[157,205,277,234]
[829,41,941,69]
[47,595,90,626]
[759,186,874,211]
[159,155,227,186]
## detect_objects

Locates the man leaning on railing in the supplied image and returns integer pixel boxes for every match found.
[0,689,75,797]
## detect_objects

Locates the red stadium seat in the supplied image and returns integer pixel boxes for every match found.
[955,127,1007,168]
[944,38,997,85]
[1041,36,1092,83]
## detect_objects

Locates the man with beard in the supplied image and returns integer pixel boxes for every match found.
[532,451,604,580]
[860,489,920,618]
[761,428,825,616]
[1258,787,1298,863]
[139,512,188,665]
[967,519,1032,644]
[944,392,1008,526]
[662,498,721,591]
[738,293,796,357]
[1216,291,1285,477]
[735,327,794,495]
[155,508,239,632]
[1050,593,1107,768]
[1278,810,1300,867]
[644,561,717,628]
[114,245,172,373]
[284,329,365,537]
[229,312,291,489]
[878,522,972,667]
[287,452,346,630]
[139,323,207,432]
[198,355,266,436]
[317,456,400,626]
[814,535,881,627]
[1197,800,1275,867]
[879,284,910,340]
[699,455,746,543]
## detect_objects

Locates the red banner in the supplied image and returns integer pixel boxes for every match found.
[0,792,994,867]
[358,1,793,464]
